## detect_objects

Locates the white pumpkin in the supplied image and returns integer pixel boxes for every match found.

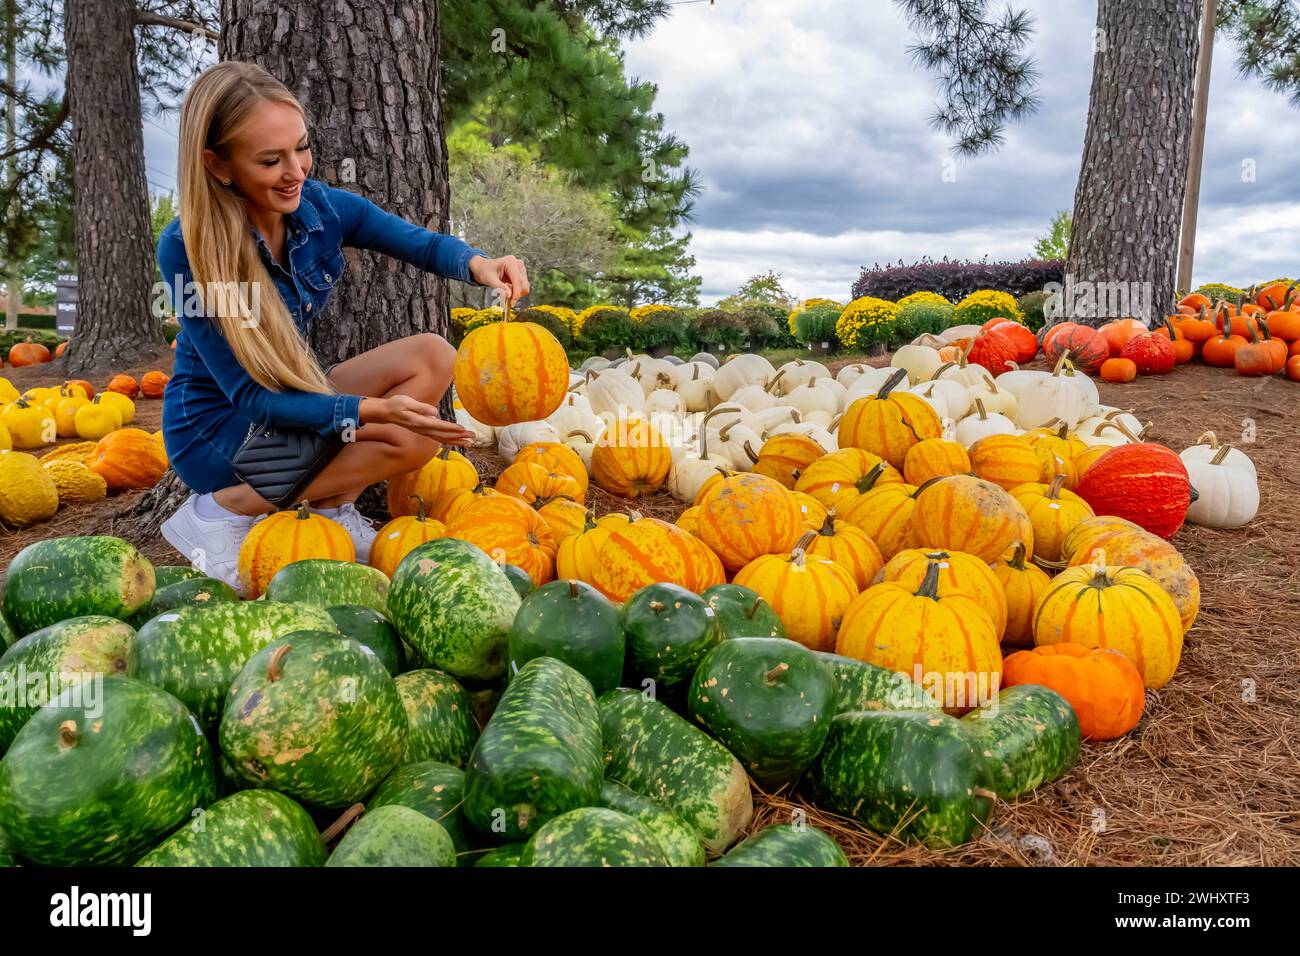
[730,382,780,413]
[768,420,839,454]
[649,411,691,465]
[783,379,840,418]
[497,420,561,462]
[675,365,718,413]
[646,388,686,416]
[712,353,777,401]
[546,392,602,439]
[672,361,715,387]
[668,432,733,502]
[891,344,943,386]
[1080,407,1144,441]
[707,418,764,472]
[912,378,970,421]
[774,359,830,394]
[843,365,903,404]
[702,402,764,437]
[754,406,803,436]
[934,359,995,391]
[1077,420,1138,448]
[627,357,677,397]
[1057,362,1100,418]
[991,362,1049,402]
[835,362,874,390]
[561,427,602,475]
[453,402,495,446]
[586,368,645,420]
[1180,435,1259,528]
[954,398,1017,447]
[801,409,835,430]
[967,380,1018,420]
[942,324,984,344]
[1012,365,1089,431]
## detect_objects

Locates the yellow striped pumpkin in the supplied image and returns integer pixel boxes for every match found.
[903,438,971,486]
[238,503,354,599]
[911,475,1025,564]
[792,491,829,529]
[1059,515,1146,565]
[990,542,1052,648]
[733,531,859,652]
[692,467,738,507]
[805,515,884,590]
[590,514,710,602]
[453,319,569,426]
[429,482,501,525]
[1064,527,1199,634]
[494,460,585,507]
[1010,475,1094,564]
[676,505,701,536]
[838,479,920,559]
[591,417,672,498]
[369,498,448,578]
[696,473,802,572]
[880,547,1007,640]
[536,498,592,542]
[837,368,942,468]
[388,446,479,517]
[1034,444,1077,489]
[968,434,1040,491]
[556,512,630,582]
[835,558,1002,714]
[793,449,903,514]
[1033,561,1183,689]
[514,441,589,498]
[750,433,826,489]
[445,494,557,587]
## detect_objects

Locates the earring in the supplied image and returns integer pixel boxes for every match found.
[222,178,231,186]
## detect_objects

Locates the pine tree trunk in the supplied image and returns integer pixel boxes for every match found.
[1063,0,1201,328]
[61,0,168,372]
[4,0,18,333]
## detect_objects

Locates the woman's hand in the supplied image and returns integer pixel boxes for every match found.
[361,395,478,445]
[469,254,530,307]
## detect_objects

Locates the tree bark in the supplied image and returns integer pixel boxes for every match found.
[1064,0,1201,327]
[4,0,18,333]
[61,0,168,371]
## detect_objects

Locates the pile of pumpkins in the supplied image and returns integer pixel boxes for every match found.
[0,372,171,528]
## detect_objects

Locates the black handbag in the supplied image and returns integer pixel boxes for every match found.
[231,423,345,510]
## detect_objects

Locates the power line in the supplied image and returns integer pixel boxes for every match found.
[145,116,179,141]
[146,163,177,184]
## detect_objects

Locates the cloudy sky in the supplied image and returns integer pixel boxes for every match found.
[129,0,1300,305]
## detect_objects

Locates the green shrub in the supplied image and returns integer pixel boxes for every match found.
[0,329,62,355]
[692,309,748,353]
[1192,282,1247,305]
[514,307,573,349]
[576,307,634,355]
[1015,291,1055,333]
[896,300,954,339]
[794,305,842,346]
[630,307,689,351]
[738,305,786,348]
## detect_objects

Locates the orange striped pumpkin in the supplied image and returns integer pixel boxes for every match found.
[733,532,859,652]
[805,515,884,590]
[792,491,829,529]
[911,475,1025,564]
[793,449,903,514]
[591,417,672,498]
[1033,560,1183,689]
[494,460,585,507]
[903,438,971,486]
[369,496,448,578]
[968,434,1040,491]
[692,467,738,507]
[388,446,479,517]
[237,503,355,598]
[1059,515,1146,565]
[696,473,803,572]
[591,514,712,602]
[750,433,826,489]
[837,368,942,468]
[1064,526,1199,634]
[676,505,701,536]
[835,558,1002,714]
[1010,475,1095,564]
[514,441,589,498]
[879,547,1007,640]
[430,482,501,525]
[556,512,630,582]
[683,533,727,590]
[838,479,919,559]
[1034,444,1077,489]
[536,498,591,542]
[453,319,569,426]
[445,494,557,587]
[990,542,1052,648]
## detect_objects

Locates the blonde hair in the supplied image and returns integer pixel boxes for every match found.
[177,61,331,394]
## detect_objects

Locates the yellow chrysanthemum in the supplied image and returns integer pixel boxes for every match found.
[786,297,844,334]
[575,304,628,338]
[952,290,1024,326]
[451,307,477,328]
[896,291,951,309]
[630,304,676,323]
[529,304,580,335]
[835,296,899,351]
[466,307,503,332]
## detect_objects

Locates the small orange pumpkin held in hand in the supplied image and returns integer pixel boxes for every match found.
[140,370,170,399]
[1099,357,1137,383]
[1002,642,1145,740]
[107,374,140,398]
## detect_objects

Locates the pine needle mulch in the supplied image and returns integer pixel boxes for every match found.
[5,354,1299,866]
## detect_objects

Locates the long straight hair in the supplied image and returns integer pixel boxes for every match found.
[176,61,330,394]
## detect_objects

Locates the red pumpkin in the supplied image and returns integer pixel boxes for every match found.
[965,329,1018,376]
[1120,330,1176,375]
[1074,443,1191,539]
[984,320,1037,363]
[1099,319,1146,357]
[1043,324,1108,373]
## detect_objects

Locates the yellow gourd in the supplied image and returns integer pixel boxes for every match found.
[74,396,123,440]
[1,398,57,449]
[0,421,10,452]
[41,458,108,504]
[55,394,90,438]
[39,441,99,465]
[0,451,60,526]
[0,376,19,404]
[98,390,135,425]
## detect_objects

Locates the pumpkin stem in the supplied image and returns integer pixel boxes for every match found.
[319,803,366,845]
[746,597,764,620]
[295,501,311,520]
[1047,474,1066,499]
[58,719,79,749]
[267,642,292,682]
[718,420,737,442]
[973,787,998,802]
[763,661,790,685]
[743,440,760,464]
[1007,541,1028,570]
[1195,430,1218,449]
[409,494,427,522]
[878,367,909,399]
[790,530,817,565]
[1051,351,1070,375]
[1209,443,1233,466]
[567,429,594,443]
[931,362,956,381]
[763,368,787,394]
[569,580,579,599]
[854,461,890,494]
[973,396,988,421]
[915,560,942,601]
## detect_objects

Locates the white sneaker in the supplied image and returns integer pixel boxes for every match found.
[160,493,257,597]
[332,502,378,563]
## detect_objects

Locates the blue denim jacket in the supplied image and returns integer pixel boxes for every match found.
[158,178,485,492]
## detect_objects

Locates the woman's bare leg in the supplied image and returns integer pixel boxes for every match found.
[211,333,456,515]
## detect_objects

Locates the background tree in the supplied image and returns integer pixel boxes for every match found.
[1219,1,1300,104]
[717,270,794,311]
[1032,209,1072,260]
[595,225,700,308]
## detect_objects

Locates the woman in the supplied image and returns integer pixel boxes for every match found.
[158,62,527,592]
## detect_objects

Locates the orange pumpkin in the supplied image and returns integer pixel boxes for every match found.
[445,494,557,587]
[1254,280,1296,311]
[750,433,826,489]
[733,531,859,652]
[54,340,68,358]
[838,368,942,468]
[696,473,802,572]
[990,542,1052,648]
[968,434,1040,491]
[881,545,1008,640]
[1201,324,1245,367]
[590,514,712,602]
[369,496,448,578]
[1154,316,1194,364]
[1178,292,1213,313]
[140,370,170,399]
[1256,317,1289,372]
[1288,354,1300,382]
[87,427,168,491]
[1233,324,1275,377]
[429,481,500,525]
[838,477,920,559]
[106,374,140,398]
[1099,357,1136,383]
[1176,306,1217,344]
[514,441,589,498]
[910,474,1026,564]
[536,497,591,541]
[388,446,480,517]
[804,513,884,590]
[591,417,672,498]
[453,319,569,426]
[7,339,51,366]
[1002,643,1145,740]
[902,438,971,486]
[494,460,585,507]
[1098,318,1146,357]
[237,502,355,598]
[793,448,903,514]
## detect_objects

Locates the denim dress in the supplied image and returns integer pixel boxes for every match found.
[158,179,485,494]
